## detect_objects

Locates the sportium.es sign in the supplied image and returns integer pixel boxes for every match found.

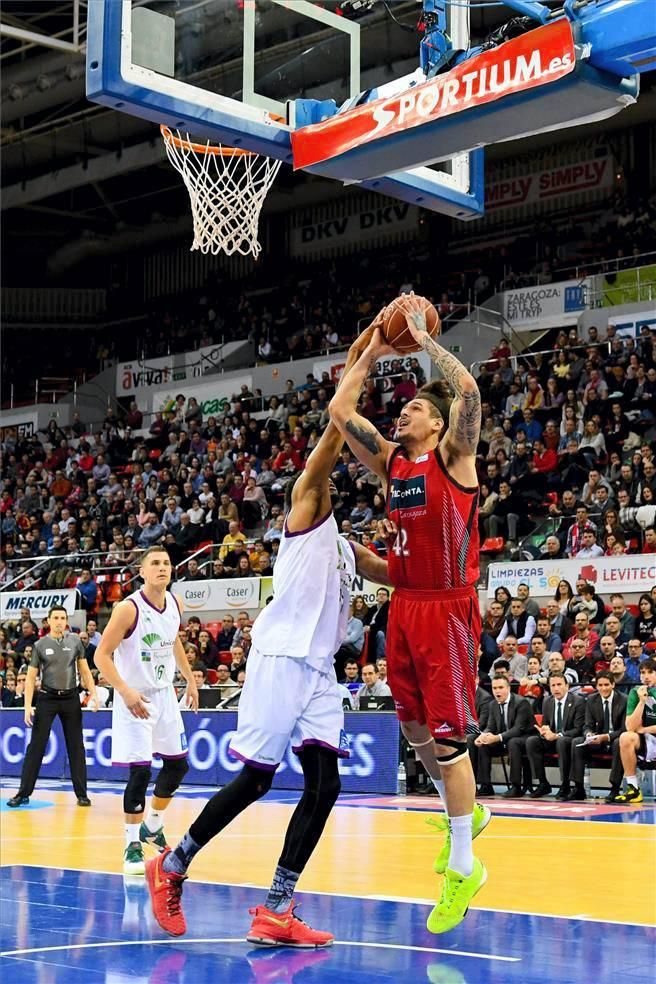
[292,19,576,170]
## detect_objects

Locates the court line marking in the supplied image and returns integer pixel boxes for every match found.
[0,936,519,962]
[1,863,653,928]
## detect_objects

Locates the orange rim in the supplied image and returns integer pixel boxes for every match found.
[160,125,254,157]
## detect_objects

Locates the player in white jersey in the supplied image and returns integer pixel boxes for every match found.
[95,546,198,874]
[146,329,389,946]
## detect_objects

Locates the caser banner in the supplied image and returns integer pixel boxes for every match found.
[151,374,253,417]
[0,589,78,619]
[502,278,588,330]
[487,554,656,600]
[0,709,400,793]
[172,577,260,614]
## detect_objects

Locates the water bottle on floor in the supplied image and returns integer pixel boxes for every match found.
[584,766,591,798]
[397,761,407,796]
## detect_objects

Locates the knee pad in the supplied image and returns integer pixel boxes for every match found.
[153,757,189,799]
[124,764,151,814]
[434,738,468,767]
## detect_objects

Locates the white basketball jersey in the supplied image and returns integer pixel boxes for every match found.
[114,589,181,690]
[251,511,357,673]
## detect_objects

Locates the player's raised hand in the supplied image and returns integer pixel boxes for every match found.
[399,293,428,343]
[121,686,151,719]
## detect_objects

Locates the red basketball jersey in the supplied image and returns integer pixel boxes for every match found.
[386,444,480,591]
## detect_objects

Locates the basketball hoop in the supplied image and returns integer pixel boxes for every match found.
[160,126,282,259]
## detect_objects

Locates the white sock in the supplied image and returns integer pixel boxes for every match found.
[431,777,447,809]
[144,807,163,833]
[125,823,140,846]
[448,813,474,877]
[626,776,638,789]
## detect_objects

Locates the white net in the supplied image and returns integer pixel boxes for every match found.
[161,126,282,259]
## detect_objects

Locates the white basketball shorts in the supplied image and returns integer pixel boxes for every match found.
[111,685,188,766]
[228,646,350,771]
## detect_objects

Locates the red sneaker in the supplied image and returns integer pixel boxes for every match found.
[145,847,187,937]
[246,903,334,948]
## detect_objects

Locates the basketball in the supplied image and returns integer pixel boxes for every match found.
[382,295,440,354]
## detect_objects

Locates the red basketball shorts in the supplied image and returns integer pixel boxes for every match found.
[386,584,481,740]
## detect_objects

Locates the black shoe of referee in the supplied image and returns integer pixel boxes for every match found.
[7,794,30,808]
[77,796,92,807]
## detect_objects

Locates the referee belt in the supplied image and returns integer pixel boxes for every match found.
[41,686,78,697]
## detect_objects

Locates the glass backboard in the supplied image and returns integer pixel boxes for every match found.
[87,0,484,218]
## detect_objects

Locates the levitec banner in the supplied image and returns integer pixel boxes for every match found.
[486,154,614,213]
[0,709,400,793]
[117,343,225,399]
[292,19,575,170]
[0,588,77,619]
[290,202,419,258]
[151,374,253,418]
[172,577,260,615]
[502,278,588,331]
[487,554,656,600]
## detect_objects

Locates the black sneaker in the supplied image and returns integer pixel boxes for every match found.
[565,785,586,801]
[7,795,29,808]
[77,796,92,807]
[604,788,621,804]
[530,782,552,799]
[555,785,570,801]
[501,785,523,799]
[476,784,495,797]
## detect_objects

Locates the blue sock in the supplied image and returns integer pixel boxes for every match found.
[163,832,201,875]
[264,865,299,913]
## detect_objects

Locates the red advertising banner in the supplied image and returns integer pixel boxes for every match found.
[292,19,576,171]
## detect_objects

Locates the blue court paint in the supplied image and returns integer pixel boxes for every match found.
[1,866,653,984]
[0,798,54,812]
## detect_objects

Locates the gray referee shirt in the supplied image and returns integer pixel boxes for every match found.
[29,633,87,692]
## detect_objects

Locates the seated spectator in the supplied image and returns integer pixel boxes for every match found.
[545,599,573,642]
[356,662,392,703]
[180,663,210,706]
[635,593,656,642]
[183,559,205,581]
[263,515,285,543]
[215,615,236,651]
[620,639,647,683]
[534,614,562,653]
[643,526,656,552]
[516,583,540,619]
[350,495,373,532]
[214,663,237,692]
[219,520,247,561]
[614,657,656,803]
[565,506,597,558]
[493,636,528,681]
[363,587,390,661]
[340,658,361,695]
[540,535,565,560]
[486,480,522,545]
[76,569,98,611]
[334,603,365,676]
[567,638,596,686]
[526,672,585,799]
[526,636,551,680]
[574,528,604,559]
[229,644,247,681]
[469,674,534,798]
[568,582,602,623]
[545,651,579,688]
[562,613,600,661]
[601,613,630,648]
[480,599,506,670]
[139,512,166,547]
[601,593,636,640]
[497,598,536,646]
[569,671,627,801]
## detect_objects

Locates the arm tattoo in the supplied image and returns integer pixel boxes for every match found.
[420,334,481,453]
[345,418,381,456]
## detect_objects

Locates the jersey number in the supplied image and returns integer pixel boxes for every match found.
[392,529,410,557]
[155,664,165,681]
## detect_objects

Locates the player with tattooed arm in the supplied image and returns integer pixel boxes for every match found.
[329,293,488,934]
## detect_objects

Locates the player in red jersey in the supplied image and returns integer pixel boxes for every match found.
[330,295,488,933]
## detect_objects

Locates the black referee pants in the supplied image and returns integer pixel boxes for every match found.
[18,691,88,799]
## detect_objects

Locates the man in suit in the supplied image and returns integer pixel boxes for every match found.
[475,675,493,732]
[568,671,626,801]
[363,588,390,660]
[527,672,585,799]
[469,675,534,798]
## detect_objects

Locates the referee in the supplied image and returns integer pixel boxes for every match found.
[7,605,97,808]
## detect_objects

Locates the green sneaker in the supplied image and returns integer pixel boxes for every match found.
[427,803,492,875]
[123,840,146,875]
[427,857,487,935]
[139,821,169,852]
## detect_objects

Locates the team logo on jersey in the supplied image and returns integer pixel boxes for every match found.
[141,632,162,647]
[339,729,351,753]
[140,651,151,662]
[389,474,426,510]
